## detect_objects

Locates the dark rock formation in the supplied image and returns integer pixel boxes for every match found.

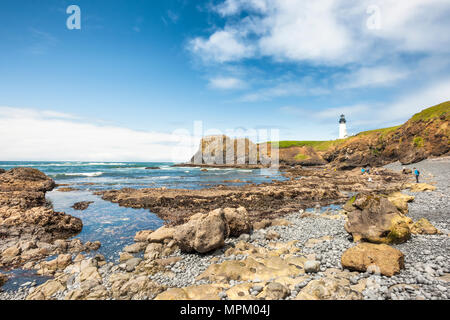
[71,201,94,211]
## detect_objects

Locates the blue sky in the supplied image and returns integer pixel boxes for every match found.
[1,0,450,161]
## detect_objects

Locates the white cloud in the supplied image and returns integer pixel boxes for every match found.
[208,77,245,90]
[338,66,409,89]
[240,81,330,102]
[190,0,450,65]
[0,107,196,162]
[281,77,450,131]
[189,30,254,63]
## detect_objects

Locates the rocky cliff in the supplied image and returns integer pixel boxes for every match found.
[189,135,272,166]
[323,101,450,168]
[265,101,449,168]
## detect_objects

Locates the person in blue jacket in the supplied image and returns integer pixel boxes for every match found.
[413,167,420,183]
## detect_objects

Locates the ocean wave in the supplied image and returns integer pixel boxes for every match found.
[53,172,104,178]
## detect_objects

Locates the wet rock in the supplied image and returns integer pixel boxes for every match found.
[71,201,94,211]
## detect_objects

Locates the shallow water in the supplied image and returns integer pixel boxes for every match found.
[0,161,288,291]
[47,190,164,262]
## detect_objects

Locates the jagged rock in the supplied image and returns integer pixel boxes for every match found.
[125,258,142,272]
[27,279,65,300]
[174,209,230,253]
[134,230,154,242]
[344,194,412,244]
[341,243,405,276]
[223,207,251,237]
[36,254,72,275]
[119,252,134,262]
[79,266,102,283]
[71,201,93,211]
[0,168,83,269]
[144,243,163,260]
[123,242,146,253]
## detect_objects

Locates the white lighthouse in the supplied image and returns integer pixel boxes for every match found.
[339,114,348,139]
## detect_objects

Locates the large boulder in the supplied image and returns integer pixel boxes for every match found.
[344,194,412,244]
[223,207,251,237]
[174,209,230,253]
[341,243,405,276]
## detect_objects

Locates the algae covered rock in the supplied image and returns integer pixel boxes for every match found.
[344,194,412,244]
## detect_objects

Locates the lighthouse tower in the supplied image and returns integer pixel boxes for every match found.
[339,114,348,139]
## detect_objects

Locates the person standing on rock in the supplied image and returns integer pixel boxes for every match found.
[414,167,420,183]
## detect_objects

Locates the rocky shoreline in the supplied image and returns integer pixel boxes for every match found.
[1,159,449,300]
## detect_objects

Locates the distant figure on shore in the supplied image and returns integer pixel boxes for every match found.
[414,167,420,183]
[361,168,366,174]
[366,167,371,174]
